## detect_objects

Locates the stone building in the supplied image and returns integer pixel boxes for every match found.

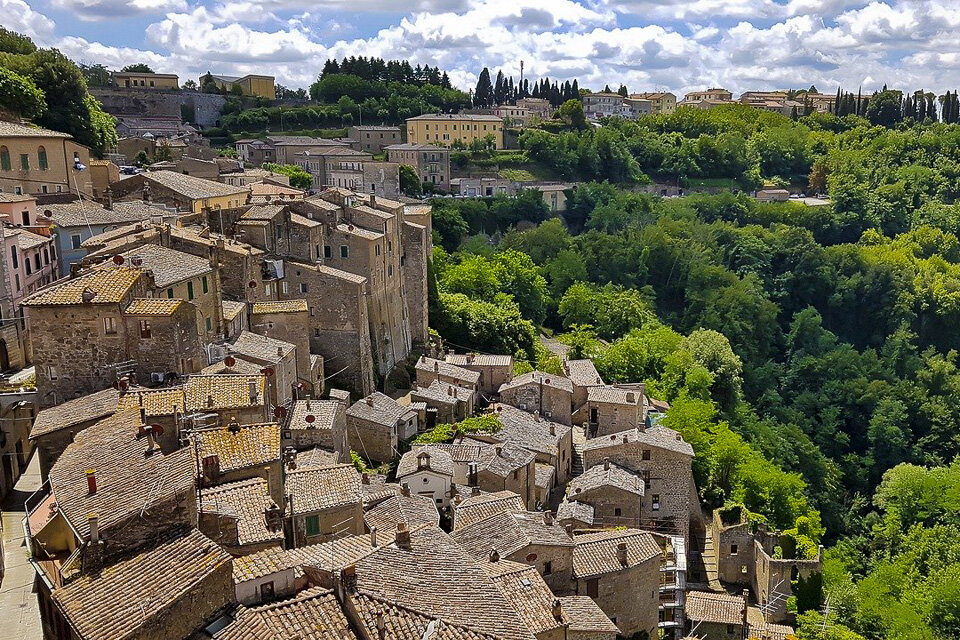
[451,510,574,594]
[111,170,249,213]
[227,330,298,407]
[384,143,451,191]
[3,226,58,308]
[415,355,480,391]
[406,114,504,149]
[499,371,574,425]
[199,477,284,555]
[566,458,645,526]
[571,529,663,637]
[446,353,514,397]
[29,387,119,480]
[557,500,595,531]
[349,126,403,153]
[22,267,206,406]
[483,559,566,640]
[248,299,317,391]
[284,398,348,459]
[346,392,418,463]
[563,359,604,410]
[0,120,93,198]
[684,590,748,640]
[410,379,475,423]
[452,489,525,530]
[574,385,648,437]
[475,442,538,509]
[558,595,620,640]
[363,488,440,533]
[396,447,454,508]
[193,421,282,504]
[284,463,364,545]
[582,425,695,543]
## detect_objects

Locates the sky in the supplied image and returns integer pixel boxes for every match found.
[2,0,957,96]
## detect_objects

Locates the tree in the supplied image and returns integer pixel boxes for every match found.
[474,68,493,108]
[120,64,155,73]
[865,89,903,127]
[261,163,312,189]
[182,79,197,91]
[0,66,45,119]
[558,99,588,129]
[0,27,37,54]
[399,164,423,197]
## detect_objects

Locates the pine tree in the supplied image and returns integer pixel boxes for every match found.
[603,84,612,93]
[494,70,504,106]
[617,84,628,97]
[475,68,493,107]
[572,79,579,98]
[834,86,841,114]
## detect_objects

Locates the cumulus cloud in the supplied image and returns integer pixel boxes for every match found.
[2,0,56,41]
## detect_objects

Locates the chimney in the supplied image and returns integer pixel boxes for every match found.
[552,598,562,622]
[447,385,454,396]
[468,462,478,487]
[361,472,370,485]
[400,483,410,497]
[622,434,628,444]
[471,486,481,496]
[434,361,439,372]
[370,526,378,548]
[88,513,99,542]
[306,399,312,410]
[742,589,749,629]
[376,610,385,640]
[139,407,146,424]
[202,454,221,482]
[264,504,282,530]
[248,380,259,403]
[369,194,377,209]
[466,353,474,364]
[489,549,500,562]
[603,457,610,470]
[396,522,411,549]
[144,425,159,455]
[495,446,503,457]
[105,187,113,210]
[69,262,81,279]
[617,542,628,566]
[543,511,554,526]
[366,396,374,407]
[277,346,284,358]
[549,424,556,436]
[86,469,97,494]
[285,446,297,470]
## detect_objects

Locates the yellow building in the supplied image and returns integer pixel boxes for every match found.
[0,120,93,197]
[204,73,276,100]
[405,114,504,149]
[112,71,179,90]
[630,92,677,114]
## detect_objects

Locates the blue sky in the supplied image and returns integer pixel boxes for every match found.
[4,0,957,95]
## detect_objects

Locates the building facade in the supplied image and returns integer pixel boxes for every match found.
[406,114,504,149]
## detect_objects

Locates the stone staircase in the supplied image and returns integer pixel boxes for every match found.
[571,426,586,476]
[702,525,722,591]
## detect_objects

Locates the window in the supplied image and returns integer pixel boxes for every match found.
[0,146,9,171]
[24,259,31,276]
[202,276,208,293]
[614,507,622,517]
[305,514,320,536]
[10,247,17,269]
[20,154,29,170]
[43,248,49,265]
[46,365,58,380]
[38,146,47,170]
[375,244,381,256]
[167,287,174,298]
[14,274,20,291]
[586,578,599,598]
[205,317,212,331]
[33,253,40,271]
[21,210,29,226]
[652,494,660,511]
[543,561,552,575]
[103,316,118,334]
[299,283,308,293]
[730,544,738,556]
[139,320,151,338]
[340,245,348,258]
[324,245,331,259]
[187,281,194,300]
[513,470,518,480]
[642,449,651,460]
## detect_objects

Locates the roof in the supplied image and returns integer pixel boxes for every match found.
[351,592,502,640]
[143,170,249,200]
[285,464,362,514]
[203,357,262,376]
[453,491,525,530]
[484,561,563,635]
[408,113,502,122]
[483,405,570,458]
[5,228,51,251]
[571,529,662,579]
[30,387,119,439]
[556,500,594,525]
[52,528,231,640]
[747,607,795,640]
[557,596,619,634]
[685,590,745,626]
[115,243,213,288]
[564,359,604,387]
[347,392,414,427]
[582,425,694,457]
[417,356,480,385]
[254,587,357,640]
[385,143,451,152]
[499,371,572,394]
[452,511,573,560]
[355,525,535,640]
[200,478,283,546]
[116,374,267,415]
[361,473,401,507]
[249,182,302,197]
[413,379,474,405]
[397,447,455,478]
[288,399,340,432]
[222,299,245,321]
[446,354,513,368]
[477,442,535,478]
[364,493,440,532]
[568,461,644,498]
[22,267,142,306]
[251,299,308,314]
[586,385,643,406]
[124,297,183,316]
[193,422,280,474]
[534,463,554,489]
[0,120,70,138]
[48,409,194,539]
[203,605,279,640]
[416,442,486,464]
[231,330,295,363]
[0,192,34,203]
[241,204,284,221]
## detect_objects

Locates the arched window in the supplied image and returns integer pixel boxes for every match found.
[38,146,47,171]
[0,146,9,171]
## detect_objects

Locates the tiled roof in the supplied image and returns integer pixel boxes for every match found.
[685,590,745,626]
[413,379,473,405]
[288,399,340,432]
[124,297,183,316]
[361,473,401,507]
[285,464,362,514]
[204,605,279,640]
[0,120,70,138]
[79,221,152,249]
[0,192,34,202]
[251,299,308,314]
[222,299,245,321]
[453,491,525,530]
[408,113,502,122]
[52,528,231,640]
[116,374,267,415]
[582,426,694,457]
[452,511,573,560]
[747,607,795,640]
[556,501,594,526]
[347,392,414,427]
[355,525,536,640]
[232,545,292,583]
[30,387,119,439]
[254,587,357,640]
[241,204,284,220]
[568,461,644,497]
[586,385,644,405]
[417,356,481,385]
[21,267,141,306]
[115,243,212,288]
[534,463,554,489]
[290,212,320,228]
[336,222,383,241]
[571,529,662,579]
[48,409,194,539]
[202,357,262,376]
[296,446,342,469]
[6,228,51,251]
[250,182,303,197]
[477,442,535,478]
[193,422,280,474]
[415,442,486,464]
[484,405,570,457]
[231,330,295,363]
[397,447,455,478]
[364,494,440,532]
[294,531,394,573]
[144,170,249,200]
[564,359,604,387]
[499,371,573,394]
[351,592,503,640]
[484,561,563,636]
[200,478,283,546]
[557,596,619,633]
[43,201,155,228]
[446,354,514,368]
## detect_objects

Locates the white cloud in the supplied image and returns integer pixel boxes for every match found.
[1,0,56,42]
[49,0,187,21]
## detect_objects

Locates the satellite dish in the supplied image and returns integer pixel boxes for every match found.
[131,256,143,267]
[224,356,236,368]
[113,255,125,265]
[274,406,287,419]
[305,414,316,424]
[261,367,274,377]
[248,280,257,288]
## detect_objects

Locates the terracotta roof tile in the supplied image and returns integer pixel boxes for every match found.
[351,592,504,640]
[499,371,573,394]
[254,587,357,640]
[568,461,644,498]
[453,491,525,530]
[446,354,514,368]
[571,529,662,579]
[563,359,604,387]
[200,478,283,546]
[480,405,570,458]
[222,299,246,321]
[231,330,295,363]
[144,170,249,200]
[557,596,619,633]
[685,590,745,626]
[251,299,309,314]
[124,297,183,316]
[397,447,455,478]
[116,374,267,415]
[285,464,362,514]
[364,494,440,532]
[452,511,573,560]
[193,422,280,474]
[556,501,594,526]
[288,399,341,432]
[115,243,212,288]
[22,267,142,306]
[417,356,481,385]
[582,426,694,457]
[483,561,563,636]
[30,388,119,439]
[348,392,416,427]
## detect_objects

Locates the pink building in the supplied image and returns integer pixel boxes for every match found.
[0,195,58,307]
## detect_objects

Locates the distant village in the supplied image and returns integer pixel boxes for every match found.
[0,67,817,640]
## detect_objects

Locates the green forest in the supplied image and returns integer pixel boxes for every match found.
[427,105,960,639]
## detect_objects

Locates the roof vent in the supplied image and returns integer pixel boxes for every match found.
[489,549,500,562]
[366,396,375,407]
[396,522,411,549]
[81,287,97,303]
[85,469,97,494]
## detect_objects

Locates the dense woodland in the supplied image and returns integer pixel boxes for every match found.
[428,105,960,639]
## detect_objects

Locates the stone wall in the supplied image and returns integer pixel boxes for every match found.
[346,414,396,463]
[291,502,363,546]
[505,540,573,596]
[500,382,573,426]
[570,485,643,526]
[123,302,205,381]
[755,541,823,622]
[250,308,311,387]
[574,556,660,637]
[91,88,227,127]
[713,513,757,587]
[401,221,429,348]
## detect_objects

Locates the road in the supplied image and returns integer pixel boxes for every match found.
[1,452,43,639]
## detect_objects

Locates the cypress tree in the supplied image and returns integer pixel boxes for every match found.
[835,86,841,114]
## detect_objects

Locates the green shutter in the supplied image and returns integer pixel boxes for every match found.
[305,514,320,536]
